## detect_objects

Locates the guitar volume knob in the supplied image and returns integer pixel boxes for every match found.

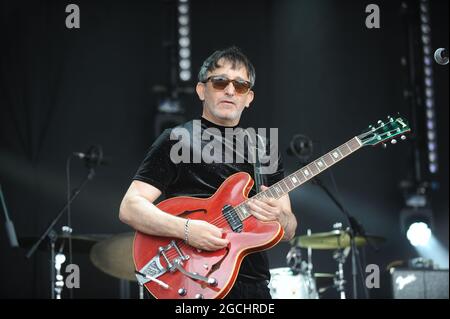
[208,277,218,286]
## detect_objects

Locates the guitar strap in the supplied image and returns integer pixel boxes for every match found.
[246,131,265,193]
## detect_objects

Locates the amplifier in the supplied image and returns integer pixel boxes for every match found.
[390,268,449,299]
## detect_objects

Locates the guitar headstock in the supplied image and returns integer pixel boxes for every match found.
[358,115,411,147]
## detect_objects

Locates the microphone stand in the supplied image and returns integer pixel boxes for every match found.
[311,176,375,299]
[25,167,96,298]
[1,184,19,248]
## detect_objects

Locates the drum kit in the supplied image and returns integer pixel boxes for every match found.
[268,225,385,299]
[21,224,384,299]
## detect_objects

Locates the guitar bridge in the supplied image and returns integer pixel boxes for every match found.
[136,240,189,285]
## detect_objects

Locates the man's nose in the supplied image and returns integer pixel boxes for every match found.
[223,82,235,95]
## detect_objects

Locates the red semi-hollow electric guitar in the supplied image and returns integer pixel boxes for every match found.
[133,116,410,299]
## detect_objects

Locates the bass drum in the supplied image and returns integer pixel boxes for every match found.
[268,267,319,299]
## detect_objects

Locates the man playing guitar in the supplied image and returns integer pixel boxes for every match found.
[119,46,298,299]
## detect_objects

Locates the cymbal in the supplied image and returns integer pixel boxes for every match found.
[314,273,335,278]
[20,234,110,254]
[290,230,385,250]
[90,232,136,282]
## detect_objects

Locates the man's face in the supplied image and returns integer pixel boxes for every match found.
[196,59,254,126]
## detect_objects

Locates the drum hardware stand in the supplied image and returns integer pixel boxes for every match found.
[54,246,67,299]
[305,229,317,296]
[287,229,318,298]
[311,177,373,299]
[332,248,349,299]
[331,223,350,300]
[306,229,313,274]
[138,283,144,299]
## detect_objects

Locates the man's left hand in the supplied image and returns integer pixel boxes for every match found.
[247,185,288,227]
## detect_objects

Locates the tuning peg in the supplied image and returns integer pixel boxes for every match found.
[391,139,397,144]
[401,135,406,140]
[377,120,385,126]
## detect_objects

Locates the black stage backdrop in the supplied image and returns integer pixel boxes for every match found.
[0,0,448,298]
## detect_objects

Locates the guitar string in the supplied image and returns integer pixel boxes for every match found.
[174,136,363,233]
[143,128,406,265]
[161,138,368,259]
[163,145,359,259]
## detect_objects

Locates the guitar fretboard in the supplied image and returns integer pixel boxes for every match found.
[234,137,362,221]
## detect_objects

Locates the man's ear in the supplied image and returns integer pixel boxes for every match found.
[196,82,205,101]
[245,90,255,108]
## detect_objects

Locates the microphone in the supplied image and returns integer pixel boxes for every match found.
[434,48,449,65]
[73,145,109,168]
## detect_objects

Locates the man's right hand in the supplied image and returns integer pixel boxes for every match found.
[186,219,229,251]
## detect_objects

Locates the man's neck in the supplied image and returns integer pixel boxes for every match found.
[201,113,239,127]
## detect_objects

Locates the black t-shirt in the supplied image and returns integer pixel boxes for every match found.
[133,116,285,281]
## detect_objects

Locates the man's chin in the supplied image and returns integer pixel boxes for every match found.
[215,112,239,122]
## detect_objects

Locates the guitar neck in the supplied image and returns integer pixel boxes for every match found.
[235,136,363,220]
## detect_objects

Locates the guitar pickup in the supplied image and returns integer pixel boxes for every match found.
[222,205,243,233]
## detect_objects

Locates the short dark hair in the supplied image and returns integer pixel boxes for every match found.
[198,46,255,87]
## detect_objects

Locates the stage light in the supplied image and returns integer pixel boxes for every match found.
[429,163,438,173]
[157,97,182,113]
[177,0,191,82]
[428,152,437,163]
[179,26,189,37]
[421,24,430,34]
[179,59,190,69]
[179,36,190,48]
[179,47,190,58]
[427,141,436,152]
[421,35,430,45]
[406,222,432,247]
[178,15,189,26]
[400,207,434,247]
[420,2,428,13]
[179,70,191,81]
[420,14,429,24]
[153,98,186,137]
[419,0,438,175]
